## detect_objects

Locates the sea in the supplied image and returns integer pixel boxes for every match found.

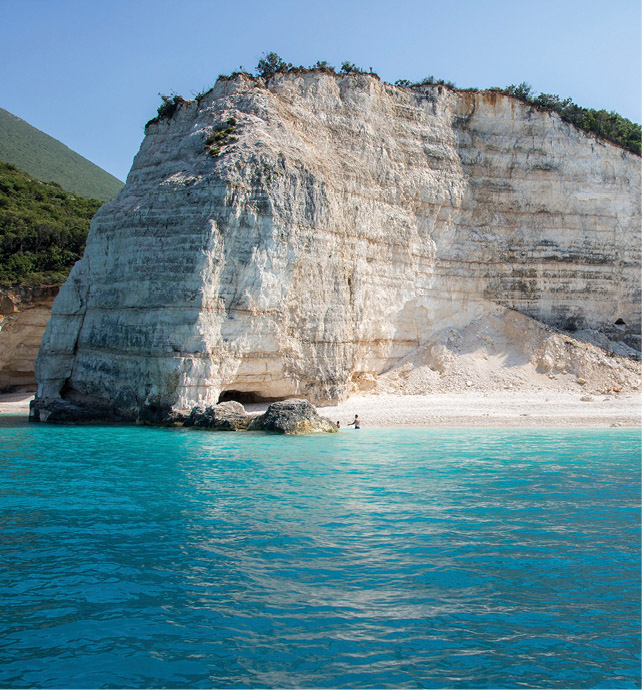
[0,416,640,689]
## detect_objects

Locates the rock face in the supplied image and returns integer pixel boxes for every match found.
[183,400,252,430]
[0,286,58,392]
[29,396,125,423]
[33,72,641,422]
[248,399,337,434]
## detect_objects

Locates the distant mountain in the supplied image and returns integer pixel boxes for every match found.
[0,107,124,201]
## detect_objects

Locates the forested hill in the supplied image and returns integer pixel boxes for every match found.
[0,161,100,286]
[0,107,123,201]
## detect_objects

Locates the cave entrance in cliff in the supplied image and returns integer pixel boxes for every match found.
[217,390,288,405]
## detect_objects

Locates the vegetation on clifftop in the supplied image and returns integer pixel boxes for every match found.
[496,82,641,156]
[153,54,640,157]
[0,161,100,286]
[145,93,187,129]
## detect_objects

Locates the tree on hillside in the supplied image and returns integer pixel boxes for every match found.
[0,162,100,286]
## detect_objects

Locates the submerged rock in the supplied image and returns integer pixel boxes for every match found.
[248,399,337,434]
[183,401,252,431]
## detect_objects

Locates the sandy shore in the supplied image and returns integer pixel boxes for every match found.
[0,392,35,415]
[3,391,640,428]
[316,391,641,428]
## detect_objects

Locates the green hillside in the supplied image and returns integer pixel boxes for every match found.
[0,107,124,201]
[0,161,100,286]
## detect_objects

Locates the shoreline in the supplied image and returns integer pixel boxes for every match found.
[315,391,641,429]
[2,391,640,428]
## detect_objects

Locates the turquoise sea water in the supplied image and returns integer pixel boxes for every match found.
[0,417,640,689]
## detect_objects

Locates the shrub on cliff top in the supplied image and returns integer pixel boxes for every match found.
[339,61,366,74]
[500,83,640,155]
[504,82,533,101]
[395,75,456,89]
[311,60,336,73]
[157,93,186,119]
[145,93,186,129]
[256,52,292,81]
[399,76,640,155]
[144,55,640,156]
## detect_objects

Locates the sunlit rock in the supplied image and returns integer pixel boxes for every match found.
[34,72,641,421]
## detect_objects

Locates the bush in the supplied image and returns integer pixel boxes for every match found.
[205,117,238,157]
[500,84,640,155]
[311,60,335,73]
[504,82,533,101]
[146,93,186,129]
[256,52,291,81]
[195,87,213,102]
[533,93,572,110]
[339,61,365,74]
[157,93,185,119]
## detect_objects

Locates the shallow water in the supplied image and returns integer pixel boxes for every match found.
[0,418,640,688]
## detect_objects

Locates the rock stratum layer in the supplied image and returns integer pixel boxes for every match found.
[1,286,58,392]
[34,72,641,422]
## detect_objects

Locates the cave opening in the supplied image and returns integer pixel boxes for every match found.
[217,390,287,405]
[614,318,626,325]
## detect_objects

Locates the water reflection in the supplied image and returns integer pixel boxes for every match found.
[0,424,639,688]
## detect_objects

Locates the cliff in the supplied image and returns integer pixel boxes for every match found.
[33,72,641,421]
[0,286,58,392]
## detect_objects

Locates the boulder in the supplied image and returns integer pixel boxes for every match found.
[248,399,338,434]
[29,395,180,425]
[29,397,124,423]
[183,400,252,431]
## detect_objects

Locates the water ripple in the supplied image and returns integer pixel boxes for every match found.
[0,422,639,688]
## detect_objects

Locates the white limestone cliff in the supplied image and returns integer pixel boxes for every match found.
[34,72,641,421]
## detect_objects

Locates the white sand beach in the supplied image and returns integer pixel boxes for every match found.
[0,392,35,415]
[316,391,642,428]
[4,390,639,428]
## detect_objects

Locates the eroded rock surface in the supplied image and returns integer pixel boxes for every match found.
[248,399,337,434]
[184,400,252,430]
[34,72,641,422]
[0,286,58,392]
[29,396,124,423]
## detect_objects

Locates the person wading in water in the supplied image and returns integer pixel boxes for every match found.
[348,415,360,429]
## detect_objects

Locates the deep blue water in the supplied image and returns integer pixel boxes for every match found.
[0,417,640,689]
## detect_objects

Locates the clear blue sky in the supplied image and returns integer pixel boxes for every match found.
[1,0,640,182]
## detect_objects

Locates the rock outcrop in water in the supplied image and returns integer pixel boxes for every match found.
[183,400,252,430]
[248,399,337,434]
[32,71,641,422]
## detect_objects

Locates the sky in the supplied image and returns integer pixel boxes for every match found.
[1,0,640,182]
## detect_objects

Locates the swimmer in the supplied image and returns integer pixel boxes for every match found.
[348,414,360,429]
